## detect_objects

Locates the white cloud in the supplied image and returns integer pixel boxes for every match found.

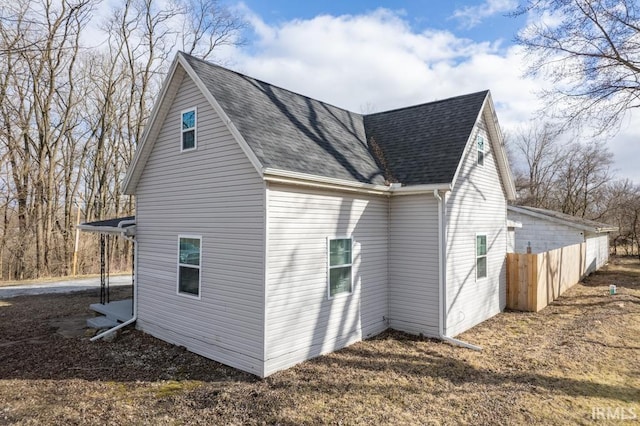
[201,5,640,183]
[223,7,544,125]
[82,3,533,120]
[451,0,518,29]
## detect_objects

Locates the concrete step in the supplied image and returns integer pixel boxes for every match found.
[89,300,133,322]
[87,315,118,330]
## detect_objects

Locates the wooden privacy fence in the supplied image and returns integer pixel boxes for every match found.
[506,243,586,312]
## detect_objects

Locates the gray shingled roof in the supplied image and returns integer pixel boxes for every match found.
[183,54,385,184]
[364,91,488,185]
[182,53,488,187]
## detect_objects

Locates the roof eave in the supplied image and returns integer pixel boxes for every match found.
[507,205,616,233]
[123,55,184,195]
[77,224,136,235]
[450,92,516,200]
[122,52,266,195]
[263,168,451,195]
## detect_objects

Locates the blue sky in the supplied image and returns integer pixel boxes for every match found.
[240,0,526,45]
[87,0,638,182]
[222,0,639,183]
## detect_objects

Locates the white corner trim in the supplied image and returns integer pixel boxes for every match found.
[262,182,269,373]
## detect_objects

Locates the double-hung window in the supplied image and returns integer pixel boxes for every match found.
[328,237,353,298]
[181,108,197,151]
[476,234,487,280]
[477,135,485,166]
[178,236,201,297]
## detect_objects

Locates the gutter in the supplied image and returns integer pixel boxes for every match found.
[90,218,138,341]
[263,168,451,195]
[433,190,481,351]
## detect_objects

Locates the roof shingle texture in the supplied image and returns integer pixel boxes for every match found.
[364,92,488,185]
[182,53,487,187]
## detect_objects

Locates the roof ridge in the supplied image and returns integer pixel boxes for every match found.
[180,52,488,119]
[179,51,361,118]
[364,90,489,118]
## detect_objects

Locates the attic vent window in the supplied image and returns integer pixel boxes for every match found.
[477,135,485,166]
[181,108,197,151]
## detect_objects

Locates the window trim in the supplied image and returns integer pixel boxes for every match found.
[180,107,197,152]
[477,135,485,166]
[177,234,202,299]
[476,233,488,281]
[326,236,353,299]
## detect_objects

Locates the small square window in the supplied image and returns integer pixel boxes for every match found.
[178,236,201,297]
[181,109,197,151]
[477,135,485,166]
[476,234,487,280]
[328,237,352,298]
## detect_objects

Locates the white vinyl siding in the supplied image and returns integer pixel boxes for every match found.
[135,70,265,376]
[445,112,507,337]
[585,233,609,273]
[389,194,440,337]
[508,210,610,275]
[508,210,584,254]
[264,184,388,376]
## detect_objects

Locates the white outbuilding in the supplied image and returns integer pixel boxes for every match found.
[507,205,617,274]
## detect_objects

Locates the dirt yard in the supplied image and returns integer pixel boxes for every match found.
[0,258,638,425]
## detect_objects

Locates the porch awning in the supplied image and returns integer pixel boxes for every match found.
[77,216,136,235]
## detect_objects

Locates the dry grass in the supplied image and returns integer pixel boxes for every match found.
[1,258,639,425]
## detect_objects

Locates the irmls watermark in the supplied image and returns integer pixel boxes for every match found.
[591,406,637,421]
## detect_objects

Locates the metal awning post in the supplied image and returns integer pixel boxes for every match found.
[100,234,105,304]
[131,240,135,315]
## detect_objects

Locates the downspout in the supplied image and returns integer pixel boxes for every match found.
[433,190,481,351]
[91,221,138,341]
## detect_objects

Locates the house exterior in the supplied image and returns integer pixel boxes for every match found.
[508,205,617,274]
[118,52,516,377]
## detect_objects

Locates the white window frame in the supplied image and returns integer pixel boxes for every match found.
[476,233,488,281]
[181,107,197,152]
[477,135,485,166]
[327,236,353,299]
[177,235,202,299]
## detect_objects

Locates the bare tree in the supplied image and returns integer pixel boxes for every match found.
[552,141,614,217]
[0,0,245,280]
[510,122,564,208]
[601,179,640,256]
[509,124,614,219]
[178,0,246,60]
[515,0,640,135]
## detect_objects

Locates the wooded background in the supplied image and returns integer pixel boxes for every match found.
[1,0,639,280]
[0,0,243,279]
